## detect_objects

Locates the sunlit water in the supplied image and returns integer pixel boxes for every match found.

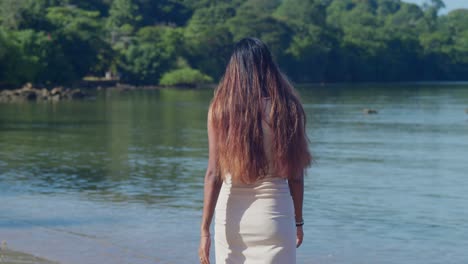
[1,84,468,264]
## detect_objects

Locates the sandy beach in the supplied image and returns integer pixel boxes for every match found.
[0,246,59,264]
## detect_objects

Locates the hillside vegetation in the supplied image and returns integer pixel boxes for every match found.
[0,0,467,86]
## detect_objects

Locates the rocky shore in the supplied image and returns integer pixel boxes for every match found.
[0,83,89,102]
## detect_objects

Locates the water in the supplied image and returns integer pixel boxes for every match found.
[1,84,467,264]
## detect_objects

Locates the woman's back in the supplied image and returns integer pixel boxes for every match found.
[261,98,276,178]
[199,38,310,264]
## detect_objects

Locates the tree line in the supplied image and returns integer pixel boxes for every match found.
[0,0,467,87]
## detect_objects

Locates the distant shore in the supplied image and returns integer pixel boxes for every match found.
[0,79,218,91]
[0,81,219,102]
[3,79,468,91]
[2,80,468,103]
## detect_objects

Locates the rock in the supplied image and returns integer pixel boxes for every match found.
[0,86,89,102]
[22,90,37,101]
[465,108,468,114]
[50,86,63,95]
[50,94,61,102]
[23,83,33,90]
[16,84,35,99]
[60,88,72,99]
[0,90,13,97]
[0,91,11,102]
[40,88,50,100]
[69,89,85,99]
[363,108,378,115]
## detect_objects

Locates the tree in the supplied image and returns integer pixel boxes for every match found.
[118,26,181,84]
[1,0,467,86]
[137,0,192,26]
[0,28,71,86]
[184,4,236,79]
[422,0,446,30]
[106,0,141,43]
[446,10,468,65]
[46,5,111,82]
[274,0,333,81]
[226,0,291,66]
[0,0,27,29]
[0,29,24,85]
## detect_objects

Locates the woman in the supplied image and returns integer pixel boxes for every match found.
[199,37,312,264]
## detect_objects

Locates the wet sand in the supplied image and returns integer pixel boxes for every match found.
[0,247,59,264]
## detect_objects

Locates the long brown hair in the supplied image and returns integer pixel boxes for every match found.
[210,37,311,184]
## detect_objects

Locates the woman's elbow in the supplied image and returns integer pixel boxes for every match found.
[204,169,219,184]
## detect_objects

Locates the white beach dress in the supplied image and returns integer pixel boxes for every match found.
[214,99,296,264]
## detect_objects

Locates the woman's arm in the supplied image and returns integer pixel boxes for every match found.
[288,174,304,223]
[200,112,222,236]
[199,111,222,263]
[200,165,222,236]
[288,172,304,248]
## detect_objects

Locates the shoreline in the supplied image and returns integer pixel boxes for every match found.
[0,81,218,102]
[0,82,217,102]
[0,80,218,92]
[2,79,468,93]
[2,81,468,103]
[0,246,59,264]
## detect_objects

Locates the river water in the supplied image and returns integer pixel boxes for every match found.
[0,84,467,264]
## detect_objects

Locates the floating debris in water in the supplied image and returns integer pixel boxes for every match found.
[363,108,378,115]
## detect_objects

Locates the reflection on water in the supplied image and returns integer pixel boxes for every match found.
[0,89,210,205]
[1,85,468,264]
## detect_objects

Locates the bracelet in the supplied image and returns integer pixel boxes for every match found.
[295,220,304,227]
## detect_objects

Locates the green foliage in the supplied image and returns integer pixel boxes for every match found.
[0,28,67,86]
[46,6,111,82]
[136,26,183,53]
[0,0,62,30]
[184,4,235,79]
[274,0,333,81]
[119,43,172,85]
[159,67,213,86]
[0,0,467,86]
[0,29,24,85]
[118,26,181,84]
[107,0,142,41]
[227,0,290,59]
[0,0,27,29]
[137,0,192,26]
[10,30,54,84]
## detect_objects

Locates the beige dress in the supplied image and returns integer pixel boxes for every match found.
[214,99,296,263]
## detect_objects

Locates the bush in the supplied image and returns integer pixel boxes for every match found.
[159,67,213,87]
